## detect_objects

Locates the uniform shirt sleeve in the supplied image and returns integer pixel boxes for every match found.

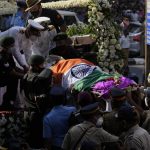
[125,138,143,150]
[42,9,65,32]
[43,116,53,139]
[11,33,27,67]
[99,128,119,142]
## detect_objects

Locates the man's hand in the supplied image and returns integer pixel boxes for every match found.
[23,65,29,73]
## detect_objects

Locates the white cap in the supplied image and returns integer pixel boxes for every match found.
[34,17,50,24]
[28,19,44,30]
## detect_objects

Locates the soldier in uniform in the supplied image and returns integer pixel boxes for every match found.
[62,102,119,150]
[25,0,67,33]
[50,32,79,59]
[32,17,57,58]
[117,105,150,150]
[22,55,52,148]
[0,19,44,72]
[102,87,129,136]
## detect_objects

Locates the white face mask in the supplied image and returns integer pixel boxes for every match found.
[96,117,103,127]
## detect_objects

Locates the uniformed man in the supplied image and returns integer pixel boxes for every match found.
[62,102,119,150]
[117,105,150,150]
[25,0,67,32]
[31,17,57,58]
[0,37,24,110]
[22,55,52,148]
[0,19,44,72]
[50,32,79,59]
[102,87,129,136]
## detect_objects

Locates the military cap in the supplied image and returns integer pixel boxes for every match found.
[77,91,93,107]
[80,102,102,115]
[25,0,41,12]
[0,36,15,48]
[28,19,44,30]
[116,105,137,121]
[53,32,68,41]
[28,55,45,66]
[110,87,126,99]
[50,86,66,96]
[34,17,50,24]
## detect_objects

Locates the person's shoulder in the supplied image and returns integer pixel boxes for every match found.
[63,105,76,112]
[44,110,54,121]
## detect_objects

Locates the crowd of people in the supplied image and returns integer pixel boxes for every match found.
[0,0,150,150]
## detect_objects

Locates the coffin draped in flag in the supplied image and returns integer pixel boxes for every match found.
[51,58,100,89]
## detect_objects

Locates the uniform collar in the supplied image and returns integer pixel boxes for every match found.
[126,124,139,135]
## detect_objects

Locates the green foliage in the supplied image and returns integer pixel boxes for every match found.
[66,23,93,36]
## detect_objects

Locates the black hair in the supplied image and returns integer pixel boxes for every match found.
[17,1,27,8]
[1,37,15,48]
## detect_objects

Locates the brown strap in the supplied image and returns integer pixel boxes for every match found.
[73,125,93,150]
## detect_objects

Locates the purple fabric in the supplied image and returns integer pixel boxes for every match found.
[92,76,135,98]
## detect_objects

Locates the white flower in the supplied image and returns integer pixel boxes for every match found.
[110,39,117,45]
[109,45,115,50]
[92,7,97,13]
[115,44,121,50]
[104,62,109,66]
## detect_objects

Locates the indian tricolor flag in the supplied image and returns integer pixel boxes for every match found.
[51,58,98,89]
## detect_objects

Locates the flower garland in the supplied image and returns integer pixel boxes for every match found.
[42,0,90,9]
[88,0,124,73]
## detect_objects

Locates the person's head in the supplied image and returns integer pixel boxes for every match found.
[110,87,127,109]
[53,32,70,47]
[116,105,140,132]
[0,36,15,52]
[77,91,94,107]
[28,55,45,72]
[49,86,66,106]
[80,102,103,124]
[123,16,130,24]
[25,0,42,17]
[17,1,27,11]
[25,19,44,39]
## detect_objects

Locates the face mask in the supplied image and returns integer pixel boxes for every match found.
[96,116,103,127]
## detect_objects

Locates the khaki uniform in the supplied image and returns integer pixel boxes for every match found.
[141,110,150,134]
[103,110,123,136]
[123,125,150,150]
[62,121,118,150]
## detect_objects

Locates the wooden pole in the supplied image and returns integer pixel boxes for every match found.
[145,0,150,87]
[145,45,150,87]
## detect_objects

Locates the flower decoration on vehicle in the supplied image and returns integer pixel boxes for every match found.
[88,0,124,73]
